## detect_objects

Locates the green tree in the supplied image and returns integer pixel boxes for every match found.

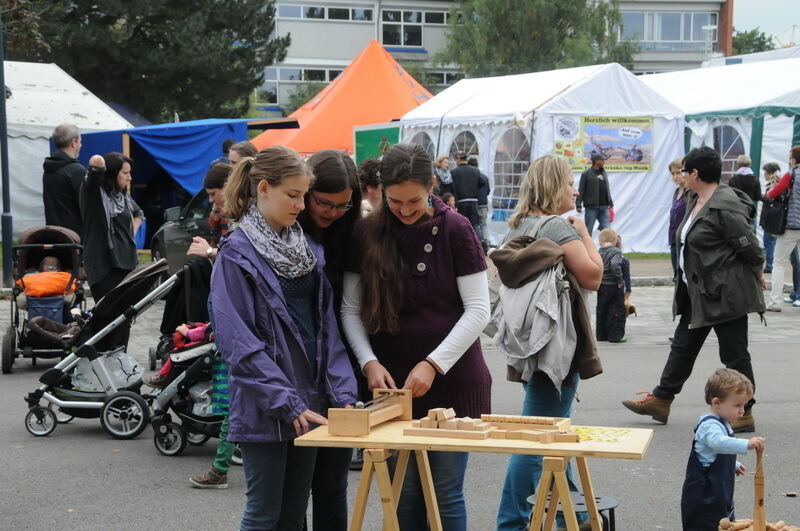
[732,27,776,55]
[285,82,327,114]
[25,0,289,123]
[436,0,635,77]
[1,0,50,57]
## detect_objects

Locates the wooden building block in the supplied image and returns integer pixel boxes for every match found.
[441,408,456,420]
[428,408,446,421]
[328,409,371,436]
[554,432,580,443]
[439,419,458,430]
[403,427,491,440]
[412,420,421,428]
[458,418,479,430]
[420,416,438,428]
[538,431,556,443]
[490,430,507,439]
[505,430,524,440]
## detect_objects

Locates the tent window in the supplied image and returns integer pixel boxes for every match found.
[712,125,745,182]
[448,131,479,168]
[410,132,435,160]
[492,128,530,216]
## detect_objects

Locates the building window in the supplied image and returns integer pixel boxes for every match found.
[410,131,435,160]
[278,4,301,18]
[446,73,464,84]
[328,69,343,80]
[713,125,745,182]
[492,127,530,216]
[280,68,302,81]
[619,11,718,51]
[303,69,326,81]
[304,6,325,18]
[261,83,278,104]
[327,7,349,20]
[425,11,446,24]
[448,131,479,167]
[382,10,423,47]
[352,8,373,21]
[264,68,278,81]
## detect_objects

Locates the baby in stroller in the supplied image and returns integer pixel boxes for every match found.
[145,322,212,388]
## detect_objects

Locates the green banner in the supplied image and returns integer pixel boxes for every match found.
[354,125,400,164]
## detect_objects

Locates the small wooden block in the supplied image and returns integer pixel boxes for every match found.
[505,430,524,440]
[457,417,477,430]
[412,420,421,428]
[404,427,491,440]
[538,431,556,443]
[420,417,438,429]
[428,408,446,421]
[441,408,456,420]
[516,430,544,441]
[439,419,458,430]
[554,432,580,443]
[473,421,491,431]
[490,430,507,439]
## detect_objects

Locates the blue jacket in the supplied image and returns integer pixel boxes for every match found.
[210,229,358,443]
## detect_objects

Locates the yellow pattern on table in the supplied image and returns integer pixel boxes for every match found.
[572,426,631,443]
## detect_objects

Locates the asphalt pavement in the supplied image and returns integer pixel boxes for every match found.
[1,281,798,530]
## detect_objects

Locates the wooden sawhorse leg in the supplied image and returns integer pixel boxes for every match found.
[528,457,603,531]
[350,449,443,531]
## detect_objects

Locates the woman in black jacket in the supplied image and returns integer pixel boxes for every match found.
[80,153,144,301]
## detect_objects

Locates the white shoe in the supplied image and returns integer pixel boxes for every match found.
[794,299,800,308]
[784,297,795,303]
[766,304,782,312]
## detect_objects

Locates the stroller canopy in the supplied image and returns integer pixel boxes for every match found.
[15,226,82,279]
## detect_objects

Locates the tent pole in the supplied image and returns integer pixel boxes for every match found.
[122,132,131,158]
[0,17,14,287]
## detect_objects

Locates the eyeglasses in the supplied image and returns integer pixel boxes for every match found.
[309,191,352,212]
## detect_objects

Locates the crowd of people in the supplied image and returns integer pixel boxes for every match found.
[39,119,800,530]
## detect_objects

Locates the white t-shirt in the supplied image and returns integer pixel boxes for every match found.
[679,212,694,285]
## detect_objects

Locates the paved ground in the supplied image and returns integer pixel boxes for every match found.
[0,282,798,530]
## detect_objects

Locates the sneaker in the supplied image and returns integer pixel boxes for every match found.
[766,304,782,312]
[621,392,672,424]
[144,373,168,389]
[784,297,794,303]
[794,300,800,308]
[189,468,228,489]
[731,411,755,433]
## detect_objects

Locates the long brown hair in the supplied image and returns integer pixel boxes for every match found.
[301,150,362,303]
[360,144,433,334]
[224,146,310,220]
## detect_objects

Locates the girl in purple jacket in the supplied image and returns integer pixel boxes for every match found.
[210,146,357,531]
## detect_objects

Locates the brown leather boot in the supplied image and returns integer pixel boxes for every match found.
[731,410,755,433]
[621,392,673,424]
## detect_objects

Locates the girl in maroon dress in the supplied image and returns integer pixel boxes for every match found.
[342,144,491,530]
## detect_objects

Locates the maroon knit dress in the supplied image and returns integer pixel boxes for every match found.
[346,197,492,419]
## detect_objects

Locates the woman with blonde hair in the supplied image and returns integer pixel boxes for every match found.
[211,146,357,530]
[496,155,603,530]
[433,154,454,198]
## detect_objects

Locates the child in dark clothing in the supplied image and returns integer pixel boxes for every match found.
[617,234,636,317]
[596,228,627,342]
[681,368,764,530]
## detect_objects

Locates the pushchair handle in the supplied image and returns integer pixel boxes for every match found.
[12,243,84,251]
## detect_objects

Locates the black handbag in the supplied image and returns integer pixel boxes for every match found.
[761,172,795,235]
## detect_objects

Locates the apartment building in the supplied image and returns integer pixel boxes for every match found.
[264,0,733,111]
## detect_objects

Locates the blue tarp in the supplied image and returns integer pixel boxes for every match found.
[77,118,251,195]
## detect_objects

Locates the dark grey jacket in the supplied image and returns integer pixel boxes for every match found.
[674,184,765,328]
[577,167,613,209]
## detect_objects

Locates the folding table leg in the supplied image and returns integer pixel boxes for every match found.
[575,457,603,531]
[415,450,443,531]
[529,467,555,530]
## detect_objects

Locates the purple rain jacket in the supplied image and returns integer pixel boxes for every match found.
[210,228,358,443]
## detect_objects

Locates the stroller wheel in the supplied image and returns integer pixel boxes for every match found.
[154,422,187,456]
[48,405,74,424]
[2,325,16,374]
[187,432,210,446]
[148,347,158,371]
[100,391,150,439]
[25,407,57,437]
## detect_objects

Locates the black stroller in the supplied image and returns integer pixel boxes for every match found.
[2,226,86,374]
[150,341,226,456]
[23,259,181,439]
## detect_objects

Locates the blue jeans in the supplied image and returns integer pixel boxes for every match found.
[763,232,776,271]
[497,372,582,531]
[239,441,317,531]
[583,207,610,237]
[310,447,353,531]
[790,248,800,300]
[392,450,469,531]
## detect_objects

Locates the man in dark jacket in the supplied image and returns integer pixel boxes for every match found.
[42,124,85,237]
[728,154,761,228]
[451,151,482,239]
[622,147,766,432]
[468,156,491,248]
[576,153,613,237]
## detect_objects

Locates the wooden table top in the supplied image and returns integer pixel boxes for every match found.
[296,420,653,461]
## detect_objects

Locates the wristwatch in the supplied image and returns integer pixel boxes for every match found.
[205,247,214,258]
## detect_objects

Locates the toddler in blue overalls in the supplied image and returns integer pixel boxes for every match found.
[681,368,765,530]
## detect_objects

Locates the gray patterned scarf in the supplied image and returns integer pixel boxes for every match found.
[238,203,317,279]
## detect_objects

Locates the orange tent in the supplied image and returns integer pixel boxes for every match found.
[252,40,431,155]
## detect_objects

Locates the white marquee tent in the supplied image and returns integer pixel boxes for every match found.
[3,61,132,238]
[641,59,800,182]
[400,63,684,251]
